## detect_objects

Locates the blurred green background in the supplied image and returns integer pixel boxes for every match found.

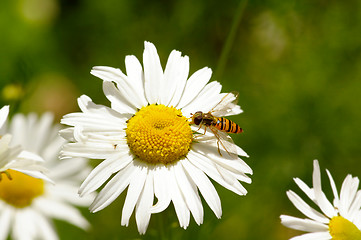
[1,0,361,239]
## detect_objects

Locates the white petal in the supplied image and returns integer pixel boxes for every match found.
[347,191,361,221]
[18,150,43,162]
[76,95,91,113]
[61,142,122,160]
[34,113,56,154]
[0,206,12,240]
[11,112,54,153]
[59,128,75,141]
[177,67,212,109]
[48,158,89,181]
[193,141,252,175]
[280,215,329,232]
[90,160,135,212]
[173,163,204,225]
[32,211,58,240]
[187,150,246,195]
[168,164,190,229]
[163,52,189,107]
[289,231,331,240]
[79,153,132,196]
[72,95,129,120]
[36,198,90,230]
[9,114,27,148]
[312,160,337,218]
[286,190,329,224]
[125,55,148,107]
[181,160,222,218]
[46,183,93,207]
[0,105,9,129]
[13,209,38,239]
[12,168,53,183]
[143,41,163,104]
[326,169,340,209]
[160,50,182,106]
[121,160,148,227]
[294,178,315,202]
[102,81,137,114]
[135,170,154,234]
[181,81,222,117]
[215,164,248,194]
[150,165,172,214]
[340,174,359,218]
[91,66,145,110]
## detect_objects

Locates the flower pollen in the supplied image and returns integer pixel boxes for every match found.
[0,170,44,208]
[329,216,361,240]
[126,104,192,164]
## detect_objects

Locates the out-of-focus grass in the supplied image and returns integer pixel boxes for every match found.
[1,0,361,239]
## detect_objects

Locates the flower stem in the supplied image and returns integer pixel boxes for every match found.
[215,0,248,80]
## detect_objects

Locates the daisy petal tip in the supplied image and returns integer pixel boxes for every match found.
[88,205,98,213]
[144,41,156,51]
[77,95,92,105]
[313,159,320,167]
[120,221,129,227]
[1,105,9,114]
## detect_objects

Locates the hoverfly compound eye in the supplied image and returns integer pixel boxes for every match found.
[193,112,203,125]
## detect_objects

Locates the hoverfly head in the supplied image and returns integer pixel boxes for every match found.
[192,111,203,125]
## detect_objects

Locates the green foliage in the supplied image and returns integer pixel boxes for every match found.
[1,0,361,239]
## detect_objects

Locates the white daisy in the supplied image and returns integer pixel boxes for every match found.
[0,106,49,181]
[281,160,361,240]
[0,112,94,240]
[60,41,252,234]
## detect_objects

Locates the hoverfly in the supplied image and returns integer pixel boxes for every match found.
[190,91,243,156]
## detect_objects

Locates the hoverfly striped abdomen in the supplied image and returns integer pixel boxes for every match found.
[216,117,243,134]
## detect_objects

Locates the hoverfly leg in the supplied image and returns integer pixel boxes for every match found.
[216,141,223,156]
[194,124,203,133]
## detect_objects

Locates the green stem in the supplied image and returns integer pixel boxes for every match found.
[215,0,248,80]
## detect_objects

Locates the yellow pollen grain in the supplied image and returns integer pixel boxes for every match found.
[0,170,44,208]
[126,104,192,165]
[329,216,361,240]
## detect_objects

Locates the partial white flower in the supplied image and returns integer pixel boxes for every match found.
[0,106,9,129]
[61,41,252,234]
[281,160,361,240]
[0,106,49,181]
[0,112,94,240]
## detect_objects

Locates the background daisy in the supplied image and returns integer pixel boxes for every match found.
[0,106,50,181]
[281,160,361,240]
[0,112,93,240]
[61,41,252,234]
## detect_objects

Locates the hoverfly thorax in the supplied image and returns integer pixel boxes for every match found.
[202,113,217,126]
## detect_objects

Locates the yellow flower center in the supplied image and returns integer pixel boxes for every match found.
[329,216,361,240]
[0,170,44,208]
[126,104,192,164]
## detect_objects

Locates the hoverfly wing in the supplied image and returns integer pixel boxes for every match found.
[209,126,239,158]
[211,91,241,117]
